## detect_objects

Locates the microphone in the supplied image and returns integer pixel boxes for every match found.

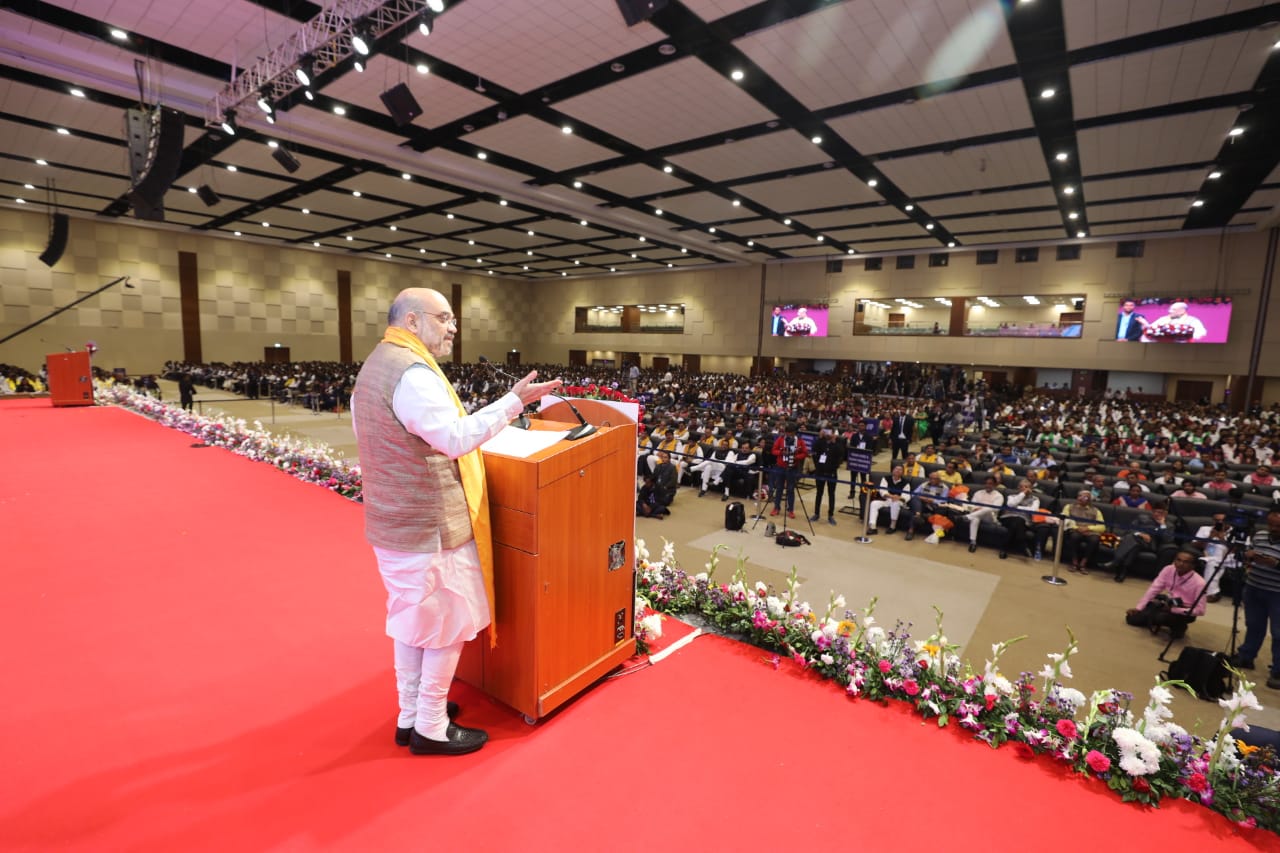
[477,355,529,430]
[480,356,595,441]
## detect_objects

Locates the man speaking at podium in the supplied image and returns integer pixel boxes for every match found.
[353,287,561,756]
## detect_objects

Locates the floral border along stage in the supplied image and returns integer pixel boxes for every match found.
[635,539,1280,834]
[98,383,363,501]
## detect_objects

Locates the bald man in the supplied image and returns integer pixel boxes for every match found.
[353,287,561,756]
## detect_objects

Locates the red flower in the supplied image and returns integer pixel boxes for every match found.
[1015,743,1036,760]
[878,659,892,674]
[984,693,997,711]
[1085,750,1111,773]
[903,679,920,696]
[1133,777,1151,793]
[1187,772,1208,793]
[1055,718,1078,739]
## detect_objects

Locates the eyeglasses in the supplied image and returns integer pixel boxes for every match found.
[419,311,456,327]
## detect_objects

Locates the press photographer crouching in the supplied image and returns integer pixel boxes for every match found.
[1125,548,1208,640]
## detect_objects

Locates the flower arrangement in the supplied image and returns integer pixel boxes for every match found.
[925,513,954,544]
[561,384,641,406]
[98,382,364,501]
[636,540,1280,834]
[1144,323,1197,341]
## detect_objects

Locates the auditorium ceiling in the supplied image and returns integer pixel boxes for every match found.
[2,0,1279,279]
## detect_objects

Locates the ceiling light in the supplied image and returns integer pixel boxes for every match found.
[561,125,573,134]
[668,263,674,268]
[638,236,646,241]
[1062,185,1075,195]
[499,199,508,206]
[264,113,276,125]
[418,12,433,37]
[1192,199,1204,207]
[14,198,24,204]
[257,92,273,114]
[69,87,85,98]
[427,0,445,11]
[333,105,346,115]
[35,159,48,166]
[708,227,716,233]
[574,259,580,264]
[476,258,483,263]
[579,219,588,226]
[1229,127,1244,137]
[747,240,754,247]
[783,218,791,225]
[109,28,127,40]
[631,253,638,259]
[352,190,361,197]
[663,165,673,174]
[681,247,687,253]
[385,253,392,258]
[654,209,664,216]
[420,248,426,253]
[186,186,196,193]
[867,178,878,187]
[226,165,237,172]
[730,69,744,81]
[477,151,487,159]
[234,230,241,236]
[267,140,279,149]
[609,267,616,272]
[1068,212,1078,219]
[527,230,535,236]
[313,242,320,247]
[1040,87,1056,99]
[351,27,371,56]
[302,208,310,214]
[811,135,822,144]
[817,236,824,242]
[441,261,448,267]
[56,127,70,135]
[303,90,315,101]
[1077,230,1086,238]
[572,180,582,188]
[847,249,855,255]
[446,213,454,219]
[346,235,353,241]
[925,223,934,230]
[524,265,530,270]
[562,271,568,276]
[416,63,430,75]
[1208,170,1222,179]
[1055,152,1069,162]
[732,199,740,207]
[353,59,366,73]
[527,250,533,255]
[295,59,313,87]
[389,225,397,231]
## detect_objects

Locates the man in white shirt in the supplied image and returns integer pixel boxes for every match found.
[963,476,1005,553]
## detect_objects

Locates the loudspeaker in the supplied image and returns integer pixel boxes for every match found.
[615,0,667,26]
[126,106,186,222]
[197,184,221,206]
[379,83,422,127]
[39,212,69,267]
[271,147,300,173]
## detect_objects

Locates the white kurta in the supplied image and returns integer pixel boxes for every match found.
[359,364,523,648]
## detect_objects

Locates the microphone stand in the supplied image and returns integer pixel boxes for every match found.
[477,355,529,429]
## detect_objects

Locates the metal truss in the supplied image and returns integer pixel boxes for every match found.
[204,0,431,127]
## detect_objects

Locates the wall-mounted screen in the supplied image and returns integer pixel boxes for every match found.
[1114,297,1231,344]
[768,304,829,337]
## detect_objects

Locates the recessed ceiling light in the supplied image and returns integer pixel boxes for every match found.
[226,165,237,172]
[663,165,673,174]
[574,259,580,264]
[109,28,127,40]
[346,235,353,241]
[1208,170,1222,179]
[1068,212,1078,219]
[947,242,955,248]
[730,69,744,81]
[35,159,47,166]
[446,213,454,219]
[783,218,791,225]
[267,140,279,149]
[14,198,24,204]
[527,230,535,236]
[56,127,70,135]
[747,240,754,247]
[572,180,582,188]
[389,225,397,231]
[925,223,934,230]
[1040,87,1056,99]
[561,125,573,135]
[681,247,687,253]
[262,222,270,227]
[867,178,878,187]
[1055,152,1069,162]
[386,253,392,258]
[524,265,530,270]
[186,186,196,193]
[333,105,346,115]
[562,271,568,276]
[668,263,674,268]
[638,236,646,241]
[419,248,426,253]
[817,235,824,242]
[352,190,361,197]
[609,267,616,272]
[1192,199,1204,207]
[811,135,822,144]
[468,240,475,245]
[477,151,488,159]
[579,219,588,226]
[402,172,411,180]
[654,209,664,216]
[313,242,320,247]
[499,199,508,206]
[416,63,430,75]
[1229,127,1244,137]
[476,258,483,263]
[527,250,534,255]
[1062,185,1075,195]
[69,88,85,98]
[1077,230,1086,238]
[732,199,740,207]
[847,249,855,255]
[301,208,310,214]
[441,261,448,267]
[708,227,716,233]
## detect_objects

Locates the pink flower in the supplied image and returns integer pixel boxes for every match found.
[903,679,920,697]
[1187,772,1208,793]
[1238,817,1257,829]
[1055,718,1078,739]
[878,659,892,674]
[1085,750,1111,773]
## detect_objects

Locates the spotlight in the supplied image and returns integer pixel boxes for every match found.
[303,89,314,101]
[427,0,445,11]
[257,91,273,114]
[295,58,313,87]
[220,110,237,135]
[418,12,433,36]
[351,26,371,56]
[272,146,301,173]
[354,59,366,73]
[197,185,220,206]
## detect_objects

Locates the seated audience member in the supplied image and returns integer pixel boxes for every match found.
[1000,479,1042,559]
[867,466,910,534]
[908,471,952,542]
[1104,504,1175,582]
[636,474,666,518]
[1151,467,1183,492]
[1124,549,1208,639]
[1061,491,1107,574]
[1203,469,1237,501]
[721,441,758,501]
[1112,483,1153,510]
[901,453,925,479]
[1244,465,1277,495]
[963,476,1005,553]
[691,437,732,496]
[938,460,964,487]
[1176,481,1208,500]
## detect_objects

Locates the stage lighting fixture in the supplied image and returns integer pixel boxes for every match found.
[351,26,371,56]
[427,0,445,11]
[257,90,273,114]
[354,59,366,73]
[418,12,433,36]
[220,110,237,136]
[271,147,301,174]
[295,58,313,87]
[197,184,221,206]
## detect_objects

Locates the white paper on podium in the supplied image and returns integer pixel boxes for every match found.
[481,425,569,458]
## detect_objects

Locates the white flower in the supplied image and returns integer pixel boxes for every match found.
[832,594,846,609]
[1052,686,1086,711]
[639,613,663,639]
[693,572,709,583]
[1149,684,1174,707]
[820,653,834,666]
[660,539,676,564]
[765,596,785,617]
[1112,727,1162,776]
[1038,664,1056,681]
[865,626,886,647]
[794,601,812,617]
[635,539,650,562]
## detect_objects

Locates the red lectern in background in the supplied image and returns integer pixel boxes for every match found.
[46,352,94,407]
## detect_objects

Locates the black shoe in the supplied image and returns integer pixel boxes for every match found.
[998,550,1007,559]
[722,493,729,502]
[1113,575,1125,583]
[698,489,706,498]
[810,514,821,522]
[409,722,488,756]
[1100,562,1117,572]
[884,527,896,535]
[968,543,977,553]
[395,701,460,746]
[1267,674,1280,690]
[905,530,915,541]
[1229,655,1256,671]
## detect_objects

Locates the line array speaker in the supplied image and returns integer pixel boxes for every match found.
[126,106,186,222]
[271,147,301,173]
[196,184,221,206]
[379,83,423,127]
[39,213,69,267]
[615,0,667,26]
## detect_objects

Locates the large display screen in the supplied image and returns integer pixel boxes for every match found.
[768,304,829,337]
[1114,297,1232,344]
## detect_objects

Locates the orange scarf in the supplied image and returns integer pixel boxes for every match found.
[381,326,497,646]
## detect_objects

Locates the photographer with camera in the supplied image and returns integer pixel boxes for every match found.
[1231,509,1280,689]
[1125,549,1208,640]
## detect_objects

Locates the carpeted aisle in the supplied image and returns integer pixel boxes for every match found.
[0,398,1275,852]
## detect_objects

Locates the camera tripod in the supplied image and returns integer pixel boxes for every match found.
[748,464,815,538]
[1155,538,1245,666]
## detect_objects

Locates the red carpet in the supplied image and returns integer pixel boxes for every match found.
[1,398,1276,852]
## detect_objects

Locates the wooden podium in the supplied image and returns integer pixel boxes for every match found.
[458,412,637,722]
[46,352,94,407]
